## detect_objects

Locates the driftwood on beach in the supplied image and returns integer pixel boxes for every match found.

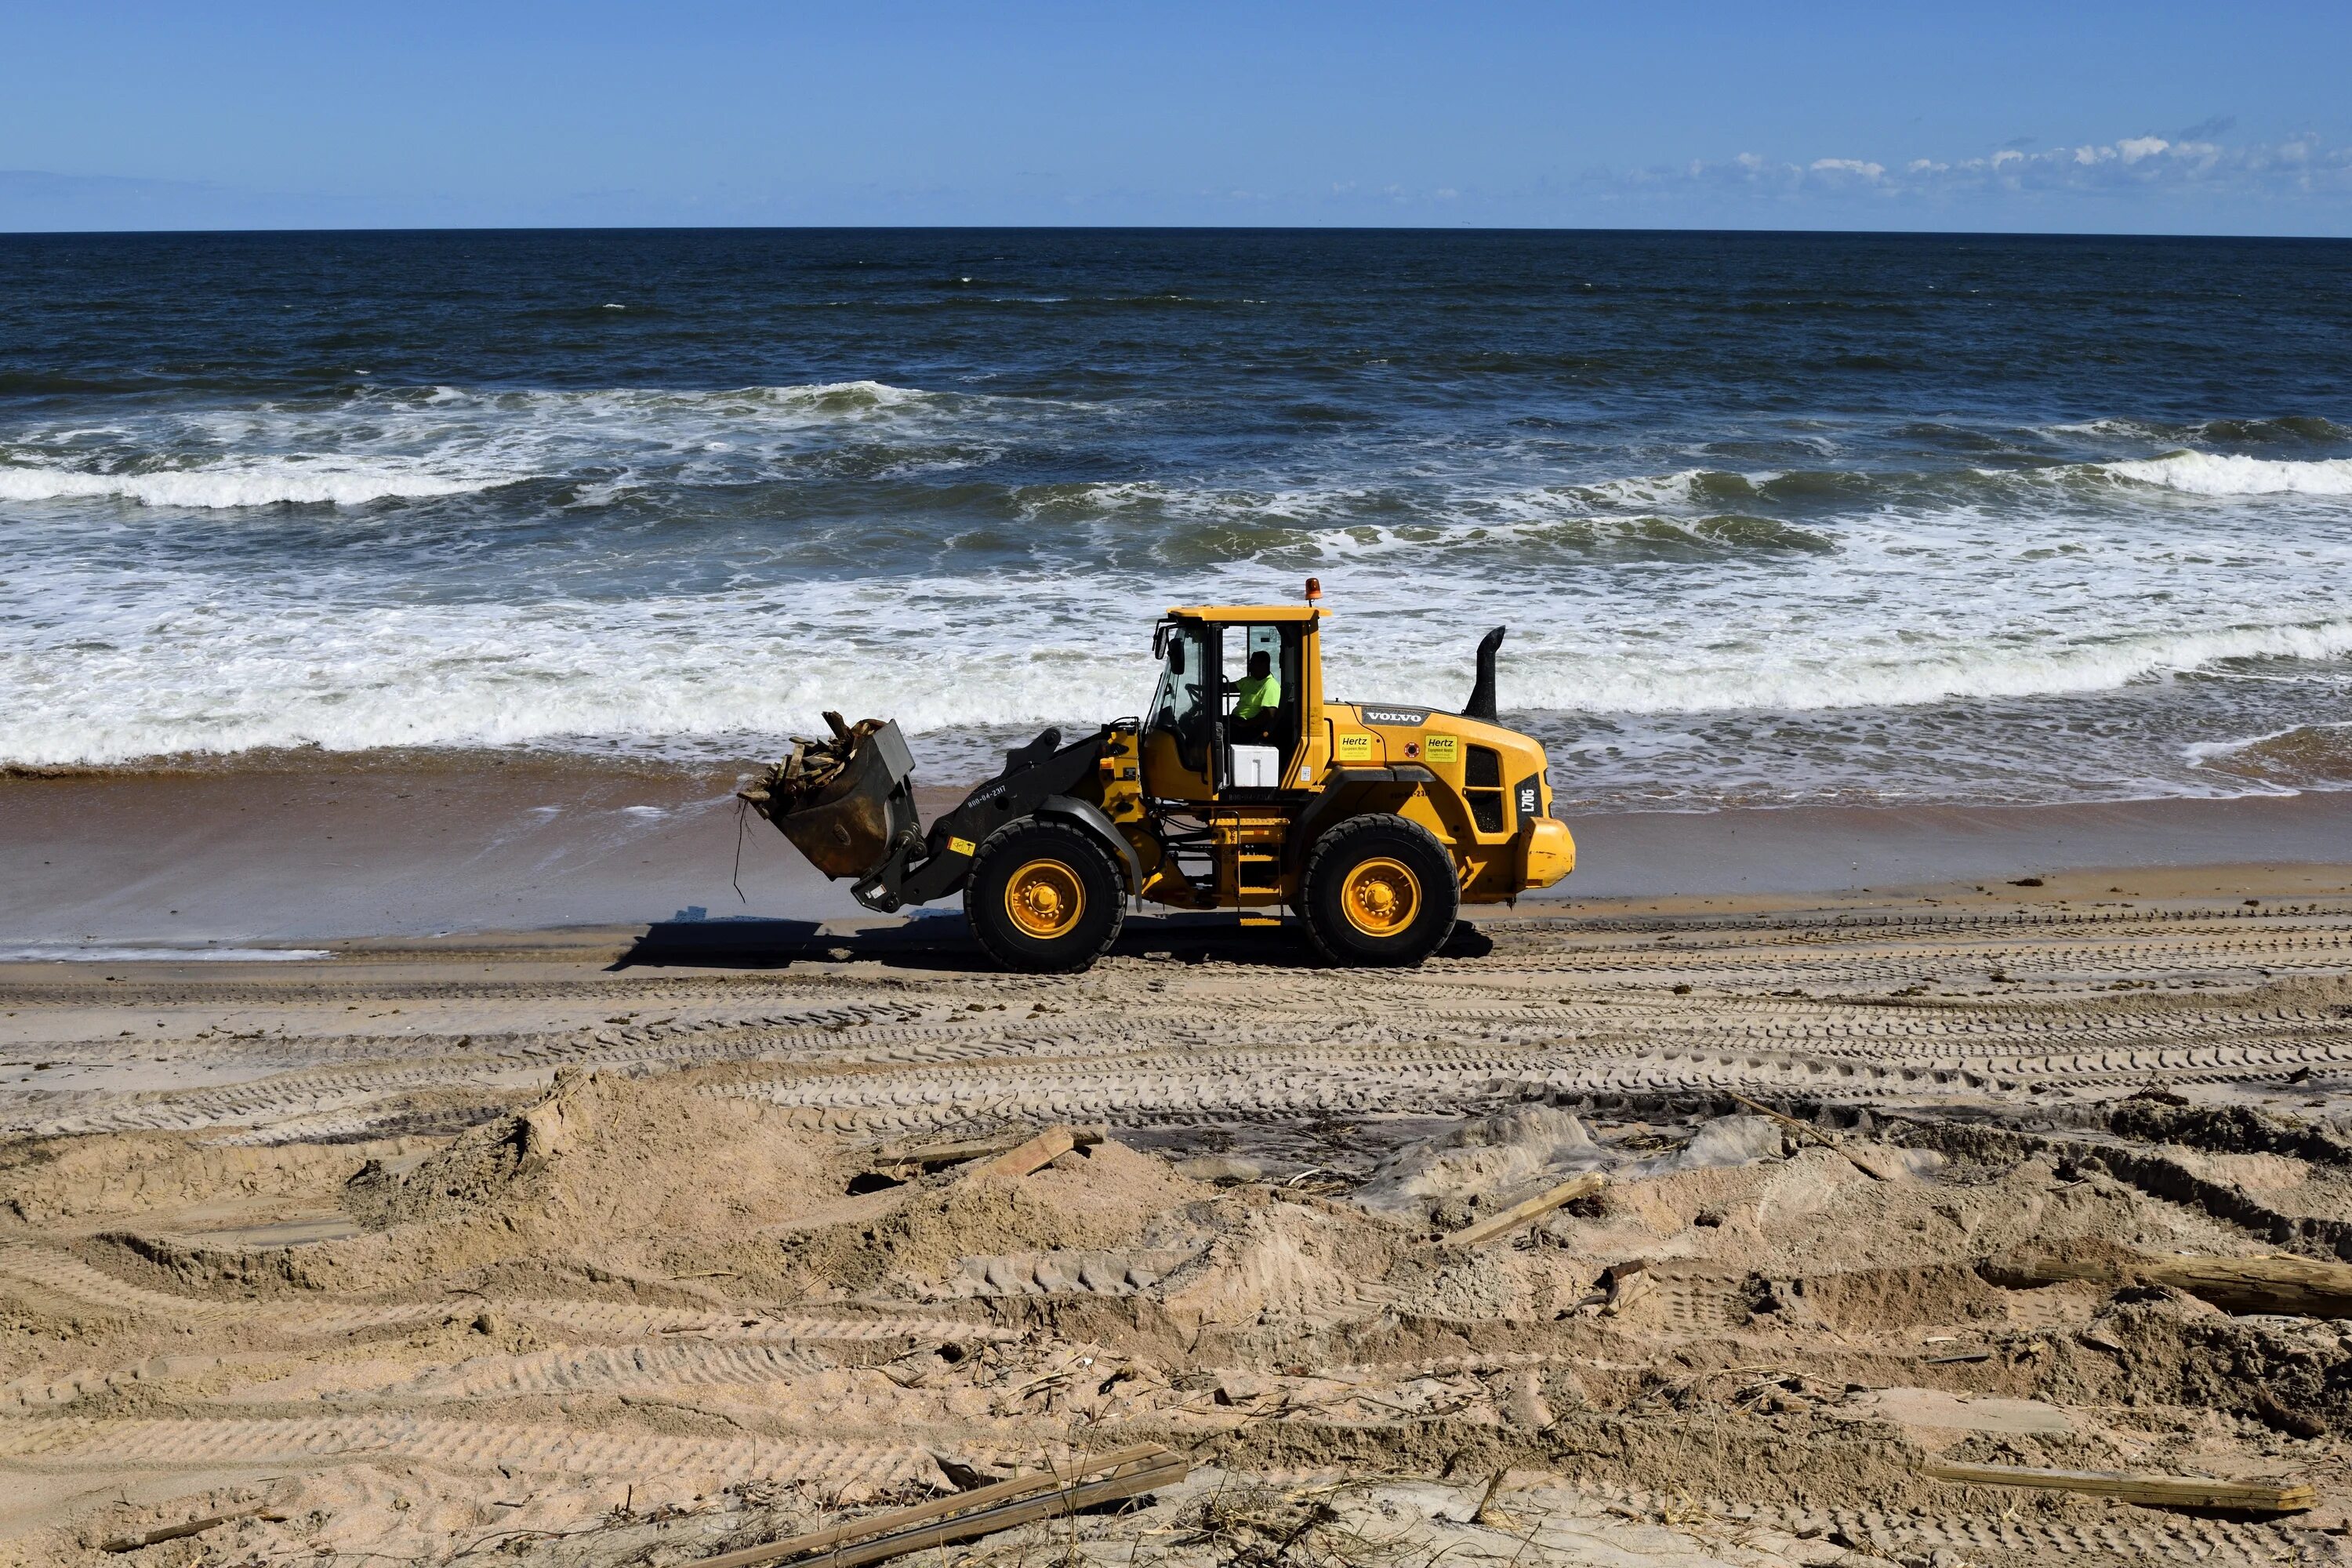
[1919,1457,2314,1514]
[694,1445,1188,1568]
[1984,1245,2352,1319]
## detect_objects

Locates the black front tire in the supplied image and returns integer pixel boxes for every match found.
[964,818,1127,973]
[1301,813,1460,967]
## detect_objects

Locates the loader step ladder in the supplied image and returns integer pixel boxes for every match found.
[1213,811,1287,916]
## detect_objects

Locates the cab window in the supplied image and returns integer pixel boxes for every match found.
[1149,619,1213,771]
[1220,622,1299,762]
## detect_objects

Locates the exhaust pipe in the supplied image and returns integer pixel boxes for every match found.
[1463,626,1506,720]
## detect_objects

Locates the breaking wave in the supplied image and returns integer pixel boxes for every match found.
[2099,452,2352,496]
[5,557,2349,768]
[0,379,998,511]
[5,376,2350,801]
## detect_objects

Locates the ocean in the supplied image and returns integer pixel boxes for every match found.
[3,227,2349,809]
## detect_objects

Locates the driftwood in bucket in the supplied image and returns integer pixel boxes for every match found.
[739,712,888,818]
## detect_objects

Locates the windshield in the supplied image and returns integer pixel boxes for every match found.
[1149,621,1207,732]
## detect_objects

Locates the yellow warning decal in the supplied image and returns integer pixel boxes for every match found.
[1337,732,1374,760]
[1424,734,1459,764]
[947,837,975,856]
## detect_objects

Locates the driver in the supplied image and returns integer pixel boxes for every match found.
[1232,648,1281,744]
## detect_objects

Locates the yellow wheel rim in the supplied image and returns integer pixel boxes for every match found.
[1341,857,1420,937]
[1004,858,1086,939]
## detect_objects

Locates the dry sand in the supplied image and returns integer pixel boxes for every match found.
[5,879,2352,1566]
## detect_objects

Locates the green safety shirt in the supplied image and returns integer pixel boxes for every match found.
[1234,673,1280,720]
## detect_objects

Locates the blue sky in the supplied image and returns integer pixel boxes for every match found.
[5,2,2348,234]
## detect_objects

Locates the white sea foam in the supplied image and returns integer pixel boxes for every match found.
[6,541,2351,768]
[0,463,510,509]
[0,379,1007,513]
[5,383,2351,807]
[2183,719,2352,773]
[2100,452,2352,496]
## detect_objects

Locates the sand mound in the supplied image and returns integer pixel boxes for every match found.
[344,1069,847,1251]
[788,1137,1214,1297]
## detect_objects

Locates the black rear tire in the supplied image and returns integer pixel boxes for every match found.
[964,818,1126,973]
[1301,813,1459,967]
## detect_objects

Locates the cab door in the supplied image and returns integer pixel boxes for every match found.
[1141,618,1216,801]
[1214,622,1304,797]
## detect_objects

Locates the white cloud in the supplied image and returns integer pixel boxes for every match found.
[1613,129,2352,211]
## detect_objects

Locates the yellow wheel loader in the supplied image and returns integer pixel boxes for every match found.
[745,580,1575,971]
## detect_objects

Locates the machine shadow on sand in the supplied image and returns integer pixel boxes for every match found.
[611,912,1496,971]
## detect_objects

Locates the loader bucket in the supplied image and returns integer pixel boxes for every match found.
[763,720,920,880]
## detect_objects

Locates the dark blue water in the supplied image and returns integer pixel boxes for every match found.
[4,228,2350,804]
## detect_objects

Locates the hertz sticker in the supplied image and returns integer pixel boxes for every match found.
[947,837,975,856]
[1337,732,1374,760]
[1424,734,1459,764]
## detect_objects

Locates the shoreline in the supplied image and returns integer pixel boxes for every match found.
[5,760,2351,946]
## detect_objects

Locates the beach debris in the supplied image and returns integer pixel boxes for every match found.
[1984,1245,2352,1319]
[1434,1171,1605,1250]
[1177,1476,1408,1567]
[1918,1457,2314,1514]
[101,1504,284,1553]
[964,1123,1098,1181]
[1356,1107,1784,1220]
[739,711,888,817]
[1176,1154,1265,1185]
[695,1443,1189,1568]
[872,1125,1105,1175]
[1596,1258,1653,1316]
[1726,1091,1906,1181]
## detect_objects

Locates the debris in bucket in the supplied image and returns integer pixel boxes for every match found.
[739,711,889,819]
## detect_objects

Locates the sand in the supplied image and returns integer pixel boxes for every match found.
[9,758,2352,943]
[5,875,2352,1566]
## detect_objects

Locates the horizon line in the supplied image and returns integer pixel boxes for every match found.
[4,221,2350,243]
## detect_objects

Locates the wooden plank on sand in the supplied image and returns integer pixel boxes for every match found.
[103,1505,281,1553]
[1437,1172,1605,1250]
[1985,1247,2352,1319]
[695,1445,1185,1568]
[878,1125,1105,1171]
[964,1123,1094,1181]
[1921,1457,2314,1513]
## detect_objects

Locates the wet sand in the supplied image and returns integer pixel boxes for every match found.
[6,761,2351,948]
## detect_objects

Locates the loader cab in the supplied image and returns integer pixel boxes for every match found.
[1144,605,1323,802]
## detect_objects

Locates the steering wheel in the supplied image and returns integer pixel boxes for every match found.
[1151,683,1205,734]
[1174,685,1213,753]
